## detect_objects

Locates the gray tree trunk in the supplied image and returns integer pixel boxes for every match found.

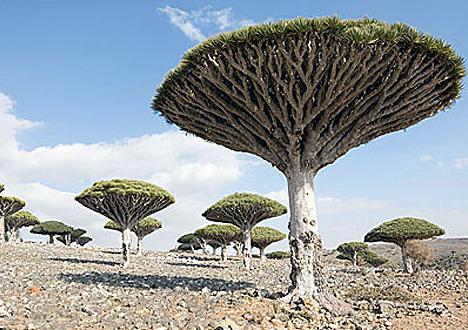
[122,228,131,268]
[234,242,242,257]
[0,215,5,244]
[212,246,217,256]
[65,234,71,246]
[286,167,322,302]
[221,245,227,262]
[352,251,358,268]
[49,235,54,244]
[260,247,266,262]
[401,243,414,274]
[242,227,252,270]
[136,236,143,256]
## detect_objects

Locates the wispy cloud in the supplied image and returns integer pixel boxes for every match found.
[418,154,434,163]
[454,157,468,170]
[158,5,255,42]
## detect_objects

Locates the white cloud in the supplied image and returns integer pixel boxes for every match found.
[418,154,434,163]
[454,157,468,170]
[159,5,255,41]
[265,189,389,215]
[0,92,250,249]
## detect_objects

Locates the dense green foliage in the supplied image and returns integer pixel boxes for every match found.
[75,179,175,202]
[31,221,73,235]
[251,226,287,249]
[337,242,368,258]
[105,217,162,238]
[364,217,445,246]
[5,211,40,230]
[361,250,388,267]
[195,224,240,245]
[0,196,26,216]
[154,17,465,110]
[177,233,197,244]
[266,251,290,259]
[57,227,88,245]
[76,236,93,246]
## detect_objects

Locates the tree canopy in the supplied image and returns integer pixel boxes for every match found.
[31,221,73,236]
[76,179,175,228]
[202,193,287,228]
[195,224,240,245]
[76,236,93,246]
[364,217,445,246]
[0,196,26,217]
[251,226,287,249]
[177,233,197,244]
[105,217,162,238]
[5,211,40,231]
[153,17,465,174]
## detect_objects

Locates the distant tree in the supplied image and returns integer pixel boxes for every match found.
[76,179,175,267]
[57,228,88,246]
[5,211,40,242]
[105,217,162,255]
[76,236,93,247]
[336,242,369,268]
[176,233,203,252]
[202,193,286,269]
[195,224,240,261]
[251,227,287,261]
[365,217,445,274]
[266,251,290,260]
[0,196,26,244]
[31,221,73,244]
[358,250,388,268]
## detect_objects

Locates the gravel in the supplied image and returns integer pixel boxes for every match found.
[0,243,467,329]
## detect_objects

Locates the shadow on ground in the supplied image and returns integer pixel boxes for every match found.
[59,271,255,291]
[165,261,227,269]
[49,257,119,266]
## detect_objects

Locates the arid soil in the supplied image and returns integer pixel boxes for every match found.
[0,243,467,329]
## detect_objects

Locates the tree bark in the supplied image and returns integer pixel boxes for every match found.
[65,234,71,246]
[352,251,358,268]
[401,243,414,274]
[122,228,131,268]
[260,247,266,262]
[212,246,217,256]
[221,245,227,262]
[136,236,143,256]
[242,227,252,270]
[234,242,242,257]
[286,167,323,302]
[0,215,5,245]
[49,235,54,244]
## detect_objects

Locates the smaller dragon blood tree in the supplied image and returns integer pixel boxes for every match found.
[57,228,88,246]
[31,221,73,244]
[202,193,286,270]
[251,226,287,261]
[0,196,26,244]
[195,224,240,261]
[336,242,369,268]
[365,217,445,274]
[76,179,174,267]
[5,210,39,242]
[105,217,162,256]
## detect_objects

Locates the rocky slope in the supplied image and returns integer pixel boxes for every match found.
[0,243,467,329]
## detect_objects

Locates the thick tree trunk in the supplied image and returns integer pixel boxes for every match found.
[260,247,266,262]
[242,227,252,270]
[234,242,242,257]
[65,234,71,246]
[0,215,5,245]
[401,243,414,274]
[212,246,217,256]
[136,236,143,256]
[122,228,131,268]
[286,167,323,302]
[352,251,358,268]
[221,245,227,262]
[49,235,54,244]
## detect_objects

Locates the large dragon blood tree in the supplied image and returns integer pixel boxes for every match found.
[75,179,174,267]
[152,17,464,302]
[5,210,40,242]
[202,193,287,270]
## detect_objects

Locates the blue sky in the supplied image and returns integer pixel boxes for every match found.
[0,0,467,251]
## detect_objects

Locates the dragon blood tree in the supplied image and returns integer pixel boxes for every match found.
[0,196,26,244]
[251,226,287,261]
[176,233,201,253]
[336,242,369,268]
[105,217,162,256]
[31,221,73,244]
[57,228,87,246]
[5,211,40,243]
[365,217,445,274]
[76,235,93,247]
[202,193,286,270]
[76,179,174,267]
[195,224,240,261]
[152,17,464,302]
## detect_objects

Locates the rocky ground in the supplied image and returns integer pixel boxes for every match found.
[0,243,467,330]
